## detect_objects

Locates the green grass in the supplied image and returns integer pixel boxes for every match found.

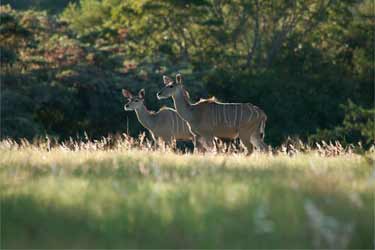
[0,146,374,249]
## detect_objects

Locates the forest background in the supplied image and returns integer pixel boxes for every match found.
[1,0,374,147]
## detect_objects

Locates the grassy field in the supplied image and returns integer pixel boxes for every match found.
[0,140,374,249]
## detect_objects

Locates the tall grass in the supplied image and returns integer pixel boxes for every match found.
[0,137,374,249]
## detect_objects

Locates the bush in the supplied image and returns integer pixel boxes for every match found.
[309,101,375,147]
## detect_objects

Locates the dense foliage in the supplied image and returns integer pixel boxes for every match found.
[1,0,374,146]
[1,0,76,14]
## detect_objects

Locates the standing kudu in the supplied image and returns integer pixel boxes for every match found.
[122,88,193,144]
[157,74,268,154]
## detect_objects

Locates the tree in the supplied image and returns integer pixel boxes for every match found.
[1,1,373,146]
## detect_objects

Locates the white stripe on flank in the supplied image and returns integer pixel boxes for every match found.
[180,117,184,134]
[171,114,175,133]
[225,105,231,128]
[215,105,221,125]
[175,114,179,135]
[239,105,243,125]
[217,105,223,124]
[234,105,238,127]
[228,105,232,128]
[223,105,227,127]
[183,121,186,134]
[228,105,231,127]
[217,105,221,125]
[213,105,216,126]
[230,105,234,128]
[212,105,216,127]
[254,108,259,120]
[247,104,253,123]
[216,105,219,127]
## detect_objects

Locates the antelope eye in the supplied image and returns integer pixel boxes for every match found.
[134,100,139,102]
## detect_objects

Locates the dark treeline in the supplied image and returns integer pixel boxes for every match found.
[1,0,374,146]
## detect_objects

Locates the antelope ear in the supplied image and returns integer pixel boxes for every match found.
[176,73,182,84]
[138,88,145,99]
[163,75,173,85]
[122,89,132,98]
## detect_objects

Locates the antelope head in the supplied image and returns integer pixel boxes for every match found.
[157,74,184,99]
[122,88,145,111]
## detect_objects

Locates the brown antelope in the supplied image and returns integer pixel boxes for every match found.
[156,74,268,154]
[122,88,193,144]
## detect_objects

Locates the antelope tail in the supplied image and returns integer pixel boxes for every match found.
[260,116,267,140]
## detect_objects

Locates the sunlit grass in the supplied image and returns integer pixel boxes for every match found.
[0,139,374,249]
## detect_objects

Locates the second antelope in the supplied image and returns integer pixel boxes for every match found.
[157,74,268,154]
[122,88,193,144]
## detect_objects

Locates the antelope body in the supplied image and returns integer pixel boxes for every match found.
[157,74,268,153]
[122,88,192,143]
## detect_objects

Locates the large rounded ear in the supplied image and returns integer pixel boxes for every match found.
[138,88,145,99]
[176,73,182,84]
[163,75,173,85]
[122,89,133,98]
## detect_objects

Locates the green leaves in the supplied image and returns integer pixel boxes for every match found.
[309,101,375,146]
[1,2,373,147]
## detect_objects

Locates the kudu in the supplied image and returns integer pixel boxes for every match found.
[122,88,193,144]
[156,74,268,154]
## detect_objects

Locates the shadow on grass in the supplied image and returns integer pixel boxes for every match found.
[0,193,294,249]
[1,187,373,249]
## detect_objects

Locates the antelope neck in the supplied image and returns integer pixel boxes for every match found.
[172,88,193,123]
[134,104,155,129]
